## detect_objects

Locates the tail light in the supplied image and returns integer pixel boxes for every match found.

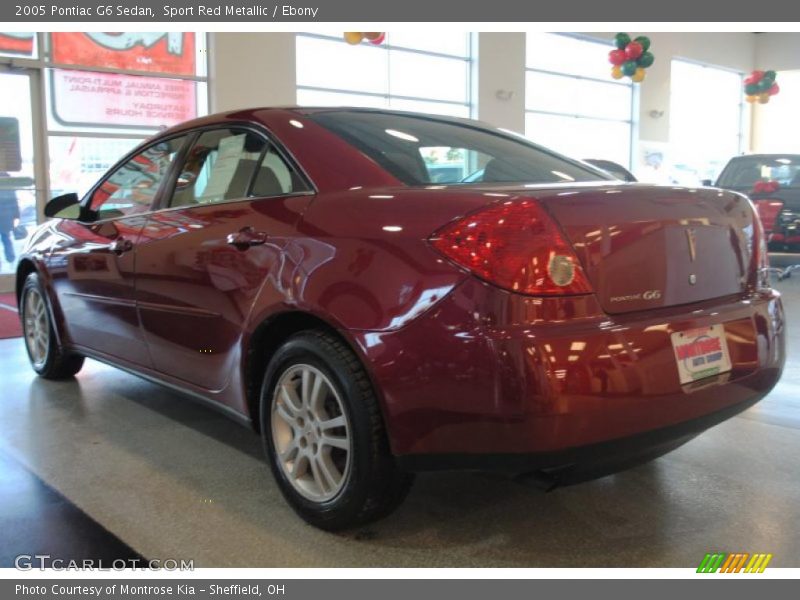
[429,199,593,295]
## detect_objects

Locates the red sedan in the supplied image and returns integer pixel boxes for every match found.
[16,108,785,529]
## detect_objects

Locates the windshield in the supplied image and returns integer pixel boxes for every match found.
[717,156,800,189]
[309,110,610,186]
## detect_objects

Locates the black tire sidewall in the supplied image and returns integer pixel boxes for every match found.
[20,273,55,375]
[260,334,376,528]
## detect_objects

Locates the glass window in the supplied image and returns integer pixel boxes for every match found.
[669,60,744,185]
[49,136,144,199]
[525,33,634,167]
[525,112,632,167]
[310,110,608,186]
[296,33,472,119]
[89,136,187,220]
[716,155,800,190]
[170,129,267,207]
[252,149,310,197]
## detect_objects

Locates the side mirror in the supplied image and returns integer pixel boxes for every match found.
[44,192,81,219]
[700,179,713,187]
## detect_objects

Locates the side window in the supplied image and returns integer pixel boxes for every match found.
[251,147,311,197]
[169,129,267,208]
[88,136,187,220]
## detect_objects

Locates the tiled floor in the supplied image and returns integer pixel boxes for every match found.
[0,274,798,567]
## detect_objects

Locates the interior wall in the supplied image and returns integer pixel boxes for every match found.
[475,33,526,132]
[752,33,800,152]
[209,32,297,112]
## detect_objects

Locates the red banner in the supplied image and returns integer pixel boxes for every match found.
[51,69,197,129]
[51,33,196,76]
[0,32,34,56]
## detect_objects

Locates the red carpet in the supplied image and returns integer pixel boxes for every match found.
[0,293,22,340]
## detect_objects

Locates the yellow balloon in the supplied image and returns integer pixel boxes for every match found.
[344,32,364,45]
[611,66,623,80]
[758,93,770,104]
[746,95,757,103]
[631,68,646,83]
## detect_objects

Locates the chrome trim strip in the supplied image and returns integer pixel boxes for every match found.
[61,291,136,308]
[137,300,220,318]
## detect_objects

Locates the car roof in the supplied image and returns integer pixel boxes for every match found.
[158,106,497,138]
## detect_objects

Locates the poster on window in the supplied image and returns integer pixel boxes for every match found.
[51,69,197,130]
[0,32,34,56]
[51,33,196,76]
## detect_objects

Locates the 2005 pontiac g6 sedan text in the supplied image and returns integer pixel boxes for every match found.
[17,108,785,529]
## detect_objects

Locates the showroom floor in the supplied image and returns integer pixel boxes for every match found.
[0,272,798,568]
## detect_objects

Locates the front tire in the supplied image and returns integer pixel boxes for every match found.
[20,273,84,379]
[260,330,412,530]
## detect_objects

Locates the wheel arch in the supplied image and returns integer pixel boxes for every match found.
[243,310,387,435]
[15,259,37,306]
[16,258,67,347]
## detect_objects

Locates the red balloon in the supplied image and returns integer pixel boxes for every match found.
[608,49,626,65]
[624,41,643,60]
[368,32,386,45]
[744,75,756,85]
[768,83,780,96]
[751,70,765,82]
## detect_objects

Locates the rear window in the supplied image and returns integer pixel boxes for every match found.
[717,156,800,189]
[309,110,609,186]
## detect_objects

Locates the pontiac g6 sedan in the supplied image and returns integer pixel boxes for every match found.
[17,108,785,530]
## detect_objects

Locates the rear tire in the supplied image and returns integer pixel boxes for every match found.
[20,273,84,380]
[260,330,413,530]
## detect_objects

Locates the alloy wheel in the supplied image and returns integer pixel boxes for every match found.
[271,364,352,502]
[23,288,49,369]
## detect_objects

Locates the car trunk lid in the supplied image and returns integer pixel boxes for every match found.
[472,183,757,314]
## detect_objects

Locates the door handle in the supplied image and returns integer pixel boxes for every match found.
[226,227,268,250]
[108,238,133,255]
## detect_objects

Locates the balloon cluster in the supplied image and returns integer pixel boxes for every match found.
[343,32,385,45]
[608,33,654,83]
[744,70,779,104]
[752,180,780,194]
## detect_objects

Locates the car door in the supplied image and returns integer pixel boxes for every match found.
[50,135,190,366]
[134,126,314,391]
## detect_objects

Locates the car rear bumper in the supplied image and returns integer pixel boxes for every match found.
[394,381,765,479]
[354,280,785,466]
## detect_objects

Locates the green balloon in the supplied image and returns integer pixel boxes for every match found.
[758,78,772,92]
[634,36,651,52]
[621,60,638,77]
[745,83,759,95]
[637,51,655,68]
[764,70,777,81]
[614,32,631,50]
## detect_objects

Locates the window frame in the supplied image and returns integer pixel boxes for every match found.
[669,58,747,175]
[162,125,314,210]
[295,33,475,119]
[79,132,194,223]
[524,33,637,169]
